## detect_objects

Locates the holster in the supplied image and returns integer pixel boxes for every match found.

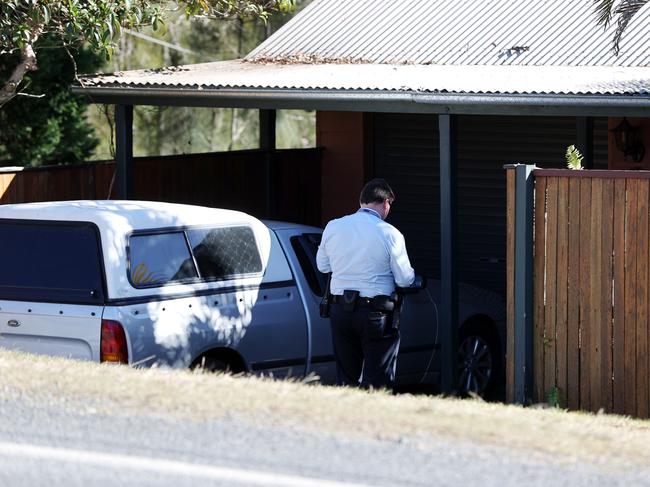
[319,294,331,318]
[342,289,359,312]
[319,273,332,318]
[388,293,404,333]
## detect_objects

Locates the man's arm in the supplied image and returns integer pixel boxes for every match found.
[316,231,331,274]
[387,230,415,288]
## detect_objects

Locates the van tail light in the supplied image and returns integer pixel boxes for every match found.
[101,319,129,364]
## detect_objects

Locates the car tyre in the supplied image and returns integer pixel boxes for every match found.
[457,322,501,398]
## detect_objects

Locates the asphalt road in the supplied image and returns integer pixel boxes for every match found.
[0,391,648,487]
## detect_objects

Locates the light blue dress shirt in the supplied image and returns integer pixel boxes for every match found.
[316,208,415,297]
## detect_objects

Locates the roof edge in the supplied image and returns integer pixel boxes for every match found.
[71,86,650,117]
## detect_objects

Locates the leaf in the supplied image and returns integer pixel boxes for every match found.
[565,145,584,170]
[42,5,51,24]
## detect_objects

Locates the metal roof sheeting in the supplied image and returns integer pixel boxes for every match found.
[246,0,650,66]
[78,60,650,95]
[74,0,650,105]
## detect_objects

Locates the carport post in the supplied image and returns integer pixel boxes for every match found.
[439,114,459,395]
[115,104,134,199]
[576,117,594,169]
[513,164,535,404]
[260,109,277,219]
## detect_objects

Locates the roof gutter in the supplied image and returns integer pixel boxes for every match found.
[71,86,650,117]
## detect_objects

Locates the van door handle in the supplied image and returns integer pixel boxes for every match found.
[7,320,20,327]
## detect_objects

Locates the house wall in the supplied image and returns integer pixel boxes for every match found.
[316,111,367,225]
[608,117,650,170]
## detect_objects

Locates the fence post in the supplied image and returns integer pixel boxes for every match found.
[513,164,536,404]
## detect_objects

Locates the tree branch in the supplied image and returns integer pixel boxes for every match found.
[0,25,43,108]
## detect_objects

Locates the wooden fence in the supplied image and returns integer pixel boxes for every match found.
[507,167,650,418]
[0,148,322,226]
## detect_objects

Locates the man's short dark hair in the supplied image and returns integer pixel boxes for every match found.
[359,178,395,205]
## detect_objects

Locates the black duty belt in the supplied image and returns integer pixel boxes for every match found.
[330,294,395,311]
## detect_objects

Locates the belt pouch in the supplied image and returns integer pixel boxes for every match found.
[342,290,359,312]
[371,295,395,312]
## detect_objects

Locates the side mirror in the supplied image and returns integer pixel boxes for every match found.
[397,274,427,294]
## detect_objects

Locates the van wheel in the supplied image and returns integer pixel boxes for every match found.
[457,323,500,398]
[193,356,228,373]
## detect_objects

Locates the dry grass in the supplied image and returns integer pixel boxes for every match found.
[1,349,649,469]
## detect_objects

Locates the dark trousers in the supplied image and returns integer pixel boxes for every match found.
[329,303,400,390]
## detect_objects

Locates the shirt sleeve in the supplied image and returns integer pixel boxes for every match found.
[316,228,331,273]
[386,229,415,288]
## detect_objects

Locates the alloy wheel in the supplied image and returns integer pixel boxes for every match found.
[458,334,493,396]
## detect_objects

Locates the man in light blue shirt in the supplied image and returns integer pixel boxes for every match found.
[317,178,415,389]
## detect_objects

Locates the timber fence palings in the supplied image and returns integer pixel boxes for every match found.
[0,149,322,227]
[507,167,650,418]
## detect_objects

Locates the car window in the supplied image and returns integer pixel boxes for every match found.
[290,233,327,297]
[129,232,197,287]
[0,221,104,303]
[186,226,262,279]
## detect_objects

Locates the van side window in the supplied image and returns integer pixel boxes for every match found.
[290,233,327,297]
[186,226,262,279]
[0,221,104,303]
[129,232,197,286]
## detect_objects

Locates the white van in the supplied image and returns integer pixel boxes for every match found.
[0,200,506,396]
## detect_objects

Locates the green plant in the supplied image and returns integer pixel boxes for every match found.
[547,386,564,408]
[565,144,584,170]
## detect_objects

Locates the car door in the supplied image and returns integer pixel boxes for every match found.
[0,221,105,361]
[275,229,337,384]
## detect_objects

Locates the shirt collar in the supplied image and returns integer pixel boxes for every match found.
[358,207,382,219]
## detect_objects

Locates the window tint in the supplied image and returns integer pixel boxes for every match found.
[186,226,262,279]
[290,233,327,297]
[129,232,196,287]
[0,221,104,303]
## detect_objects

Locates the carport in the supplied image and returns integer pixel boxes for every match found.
[72,0,650,400]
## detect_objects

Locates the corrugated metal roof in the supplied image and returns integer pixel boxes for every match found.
[246,0,650,66]
[78,60,650,95]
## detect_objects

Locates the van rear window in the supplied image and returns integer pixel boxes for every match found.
[128,225,262,288]
[129,232,196,286]
[187,227,262,279]
[0,221,105,304]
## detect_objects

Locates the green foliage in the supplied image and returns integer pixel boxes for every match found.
[0,0,295,109]
[1,1,295,58]
[565,144,584,170]
[1,0,303,163]
[594,0,648,54]
[0,40,102,165]
[547,386,564,409]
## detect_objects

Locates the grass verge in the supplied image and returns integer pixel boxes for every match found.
[0,349,648,469]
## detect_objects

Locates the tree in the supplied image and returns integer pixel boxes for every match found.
[0,0,294,107]
[595,0,648,54]
[0,40,103,165]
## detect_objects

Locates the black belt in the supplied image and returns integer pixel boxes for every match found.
[331,294,373,306]
[330,294,395,311]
